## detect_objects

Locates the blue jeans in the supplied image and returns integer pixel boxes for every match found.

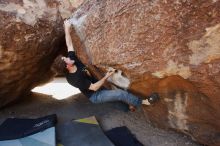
[89,89,142,107]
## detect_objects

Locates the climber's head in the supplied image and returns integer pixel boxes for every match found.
[61,56,75,71]
[52,55,75,74]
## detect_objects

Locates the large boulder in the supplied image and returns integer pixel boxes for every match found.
[0,0,78,107]
[69,0,220,145]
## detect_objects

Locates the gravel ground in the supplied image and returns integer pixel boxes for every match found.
[0,92,203,146]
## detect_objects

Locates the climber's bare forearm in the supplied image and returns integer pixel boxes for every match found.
[64,20,74,52]
[89,76,108,91]
[89,70,115,91]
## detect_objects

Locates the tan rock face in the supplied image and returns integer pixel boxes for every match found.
[0,0,76,107]
[70,0,220,145]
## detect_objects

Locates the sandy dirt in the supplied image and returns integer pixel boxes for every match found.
[0,79,203,146]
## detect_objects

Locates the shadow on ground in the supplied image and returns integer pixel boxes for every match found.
[0,92,202,146]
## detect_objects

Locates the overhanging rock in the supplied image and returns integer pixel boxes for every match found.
[69,0,220,145]
[0,0,80,107]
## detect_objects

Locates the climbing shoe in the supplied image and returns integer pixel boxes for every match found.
[147,92,160,104]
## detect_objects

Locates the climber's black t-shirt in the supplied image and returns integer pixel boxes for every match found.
[65,51,97,98]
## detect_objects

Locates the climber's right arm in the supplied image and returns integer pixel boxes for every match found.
[64,20,74,52]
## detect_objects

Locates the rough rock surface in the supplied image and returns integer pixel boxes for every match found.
[69,0,220,145]
[0,0,78,107]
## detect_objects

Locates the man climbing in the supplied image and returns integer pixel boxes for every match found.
[61,20,159,111]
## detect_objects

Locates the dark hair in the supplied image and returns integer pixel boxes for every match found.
[52,55,68,75]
